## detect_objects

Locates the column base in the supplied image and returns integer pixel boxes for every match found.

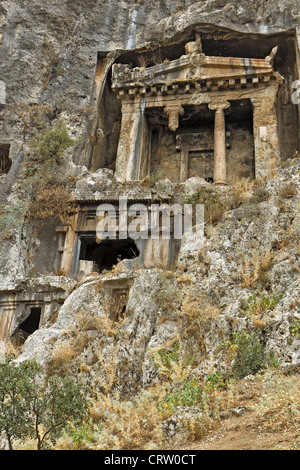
[213,181,228,187]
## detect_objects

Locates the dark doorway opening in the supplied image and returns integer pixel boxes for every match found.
[13,307,42,346]
[79,236,139,272]
[0,144,11,174]
[20,308,41,335]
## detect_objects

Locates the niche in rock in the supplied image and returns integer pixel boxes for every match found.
[89,58,122,172]
[109,287,130,323]
[0,144,11,174]
[14,307,42,345]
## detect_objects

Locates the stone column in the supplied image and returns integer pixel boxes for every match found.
[115,99,146,182]
[209,101,230,186]
[60,211,79,276]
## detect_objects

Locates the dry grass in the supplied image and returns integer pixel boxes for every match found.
[181,291,220,327]
[180,290,221,357]
[20,365,300,450]
[228,177,255,209]
[94,343,119,394]
[35,302,300,450]
[279,183,298,199]
[47,299,128,381]
[175,370,300,450]
[26,184,74,224]
[14,103,54,136]
[238,246,274,288]
[0,339,22,358]
[52,340,76,366]
[255,371,300,433]
[88,388,165,450]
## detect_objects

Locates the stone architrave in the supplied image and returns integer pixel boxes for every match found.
[208,101,230,185]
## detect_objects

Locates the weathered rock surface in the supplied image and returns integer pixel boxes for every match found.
[0,0,300,398]
[11,160,299,394]
[1,0,300,164]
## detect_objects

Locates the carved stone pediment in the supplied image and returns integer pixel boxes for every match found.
[111,47,282,97]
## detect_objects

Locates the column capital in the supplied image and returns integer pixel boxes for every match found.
[208,101,230,112]
[164,104,185,115]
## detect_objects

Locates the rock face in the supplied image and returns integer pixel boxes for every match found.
[0,0,300,396]
[11,159,300,394]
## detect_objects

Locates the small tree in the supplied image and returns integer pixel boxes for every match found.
[0,355,90,450]
[0,355,41,449]
[29,119,75,167]
[32,376,90,450]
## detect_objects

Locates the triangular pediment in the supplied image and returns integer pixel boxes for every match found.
[112,46,282,96]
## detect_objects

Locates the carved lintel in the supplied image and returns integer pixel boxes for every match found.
[164,104,184,132]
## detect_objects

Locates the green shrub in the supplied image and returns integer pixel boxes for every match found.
[0,203,27,238]
[158,377,202,415]
[28,119,75,168]
[244,293,283,316]
[0,355,42,449]
[205,371,229,390]
[157,340,180,369]
[226,331,278,380]
[23,119,76,224]
[67,420,101,448]
[290,317,300,339]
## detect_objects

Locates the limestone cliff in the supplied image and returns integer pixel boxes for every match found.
[0,0,300,450]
